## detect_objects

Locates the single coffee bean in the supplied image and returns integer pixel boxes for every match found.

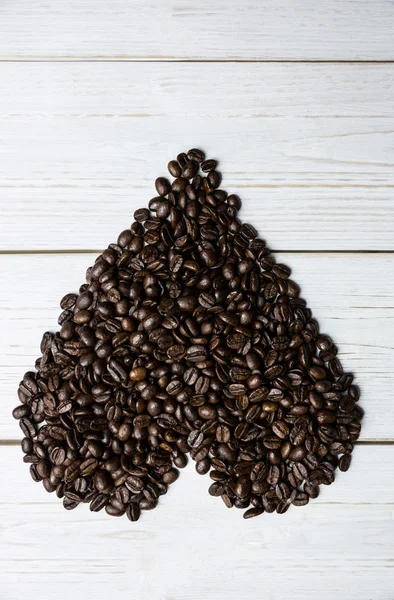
[134,208,150,222]
[201,159,217,172]
[168,160,181,178]
[126,503,141,522]
[155,177,171,196]
[339,454,352,472]
[187,148,205,163]
[243,507,264,519]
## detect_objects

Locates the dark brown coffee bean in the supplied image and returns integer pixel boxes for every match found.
[182,161,198,179]
[90,494,109,512]
[19,418,36,438]
[243,507,264,519]
[201,159,217,172]
[207,170,222,189]
[12,404,31,419]
[155,177,171,196]
[60,293,78,311]
[216,424,231,443]
[80,458,98,477]
[168,160,181,178]
[196,458,211,475]
[126,503,141,522]
[304,482,320,499]
[339,454,352,472]
[272,421,289,439]
[21,437,33,454]
[188,430,204,449]
[94,470,112,493]
[276,501,290,514]
[251,461,268,483]
[293,492,309,506]
[162,469,179,484]
[50,447,66,466]
[187,148,205,163]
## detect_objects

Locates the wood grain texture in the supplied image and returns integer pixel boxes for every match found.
[0,0,394,60]
[1,445,393,600]
[2,252,392,440]
[1,63,393,251]
[1,1,393,595]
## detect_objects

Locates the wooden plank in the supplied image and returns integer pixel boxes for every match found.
[2,63,393,118]
[0,0,394,60]
[1,252,392,440]
[1,445,393,600]
[0,63,394,251]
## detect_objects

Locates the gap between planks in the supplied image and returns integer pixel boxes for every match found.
[2,440,393,446]
[1,250,394,256]
[1,59,394,64]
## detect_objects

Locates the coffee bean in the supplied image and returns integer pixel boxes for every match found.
[272,421,289,439]
[196,458,211,475]
[201,159,217,172]
[155,177,171,197]
[168,160,181,178]
[94,470,112,493]
[19,418,36,438]
[304,482,320,499]
[187,148,205,163]
[90,494,109,512]
[339,454,352,472]
[188,430,204,449]
[276,501,290,514]
[126,503,141,522]
[12,405,31,419]
[129,367,147,382]
[162,469,179,484]
[50,447,66,466]
[243,507,264,519]
[21,437,33,454]
[216,425,231,444]
[207,170,222,189]
[209,482,225,497]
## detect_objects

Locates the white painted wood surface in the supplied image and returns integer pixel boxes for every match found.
[1,252,392,441]
[1,63,394,250]
[1,445,394,600]
[0,0,394,60]
[1,2,394,598]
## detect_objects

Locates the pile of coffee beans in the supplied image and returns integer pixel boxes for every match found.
[13,149,362,520]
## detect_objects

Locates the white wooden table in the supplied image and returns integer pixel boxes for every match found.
[1,2,394,598]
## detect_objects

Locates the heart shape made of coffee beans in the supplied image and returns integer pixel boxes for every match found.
[13,149,363,521]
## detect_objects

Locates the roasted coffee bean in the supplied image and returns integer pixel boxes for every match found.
[187,148,205,163]
[216,425,231,444]
[126,503,141,522]
[201,159,217,173]
[243,507,264,519]
[155,177,171,197]
[21,437,34,454]
[209,482,225,497]
[168,161,181,178]
[50,447,66,466]
[339,454,352,472]
[13,148,361,521]
[188,430,204,449]
[19,418,36,438]
[304,482,320,499]
[196,458,211,475]
[90,493,109,512]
